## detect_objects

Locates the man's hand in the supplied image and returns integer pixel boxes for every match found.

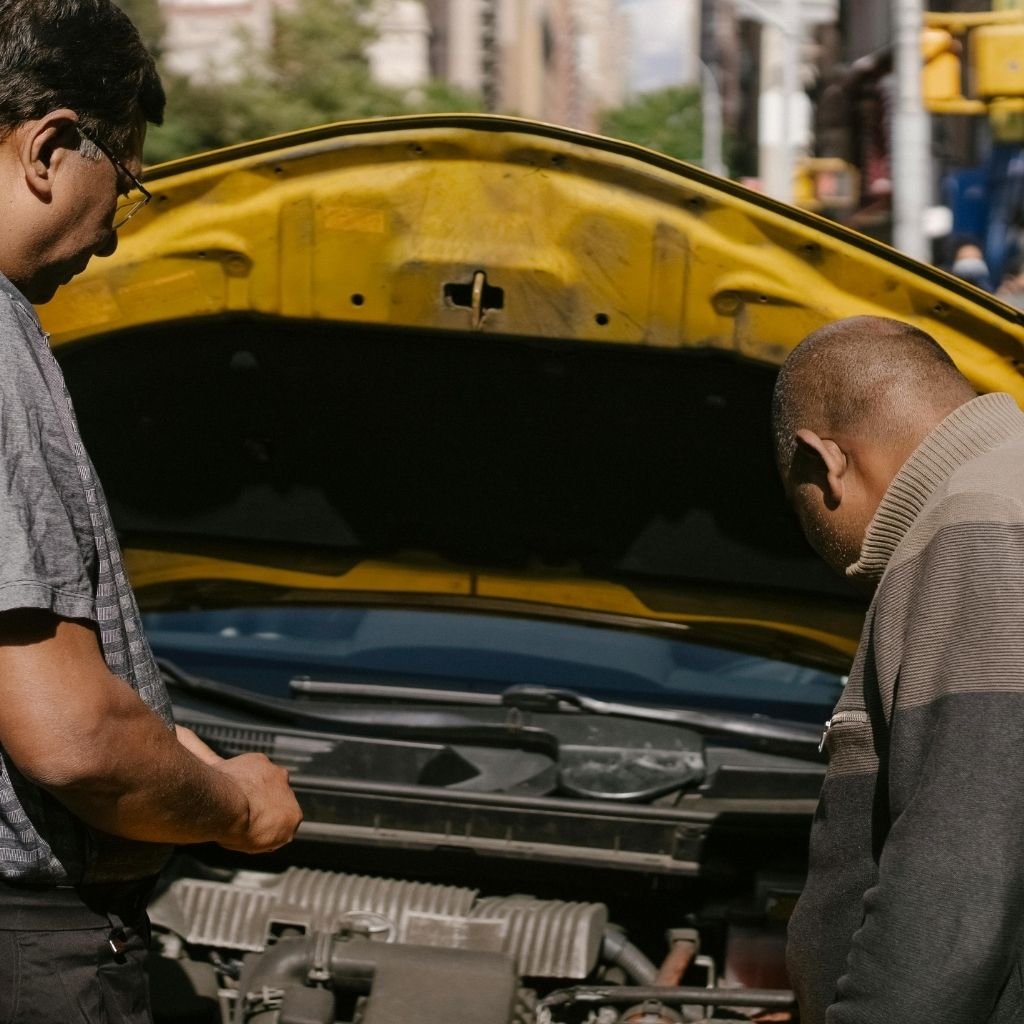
[214,754,303,853]
[175,726,303,851]
[0,610,303,853]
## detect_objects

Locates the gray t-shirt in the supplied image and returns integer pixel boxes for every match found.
[0,273,174,884]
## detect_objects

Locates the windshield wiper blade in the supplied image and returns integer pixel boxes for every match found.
[289,677,822,755]
[501,685,822,752]
[291,678,501,706]
[158,660,558,755]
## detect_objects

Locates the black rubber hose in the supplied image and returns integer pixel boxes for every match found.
[540,985,796,1010]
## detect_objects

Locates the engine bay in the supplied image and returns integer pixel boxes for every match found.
[150,678,819,1023]
[147,849,800,1024]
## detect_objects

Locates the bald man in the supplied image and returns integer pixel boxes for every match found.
[773,316,1024,1024]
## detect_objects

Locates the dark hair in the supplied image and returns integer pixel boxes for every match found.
[771,315,974,472]
[0,0,165,156]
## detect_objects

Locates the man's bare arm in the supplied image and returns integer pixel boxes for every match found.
[0,610,302,854]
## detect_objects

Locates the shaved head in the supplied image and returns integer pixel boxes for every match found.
[772,316,977,576]
[772,316,976,474]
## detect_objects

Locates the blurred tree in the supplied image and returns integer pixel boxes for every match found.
[600,86,704,165]
[116,0,165,56]
[142,0,482,164]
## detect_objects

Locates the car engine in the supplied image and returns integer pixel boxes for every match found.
[147,859,797,1024]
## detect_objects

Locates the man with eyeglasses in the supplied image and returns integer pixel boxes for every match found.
[0,3,302,1020]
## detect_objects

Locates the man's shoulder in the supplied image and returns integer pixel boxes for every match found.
[941,431,1024,516]
[883,437,1024,576]
[888,456,1024,578]
[0,275,39,324]
[0,292,49,392]
[0,289,33,332]
[0,289,42,357]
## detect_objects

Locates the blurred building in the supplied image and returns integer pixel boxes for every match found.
[159,0,276,80]
[568,0,631,126]
[424,0,627,128]
[421,0,488,95]
[158,0,434,87]
[159,0,624,130]
[367,0,432,90]
[493,0,579,124]
[699,0,819,183]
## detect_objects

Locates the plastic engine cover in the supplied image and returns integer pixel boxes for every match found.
[150,866,608,979]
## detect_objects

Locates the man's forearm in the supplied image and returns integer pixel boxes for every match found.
[37,710,251,847]
[0,613,301,855]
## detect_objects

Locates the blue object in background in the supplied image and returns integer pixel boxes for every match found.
[984,145,1024,283]
[944,164,992,256]
[944,145,1024,284]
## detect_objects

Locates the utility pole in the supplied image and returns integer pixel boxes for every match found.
[893,0,931,260]
[777,0,801,201]
[750,0,802,202]
[700,0,727,177]
[702,61,727,176]
[738,0,821,202]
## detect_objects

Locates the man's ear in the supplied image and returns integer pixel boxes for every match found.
[16,109,80,202]
[792,428,849,510]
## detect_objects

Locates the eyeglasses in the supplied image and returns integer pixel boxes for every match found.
[78,127,152,229]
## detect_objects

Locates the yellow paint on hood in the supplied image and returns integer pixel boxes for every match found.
[41,115,1024,397]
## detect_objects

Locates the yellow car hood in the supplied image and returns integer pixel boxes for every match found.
[40,115,1024,669]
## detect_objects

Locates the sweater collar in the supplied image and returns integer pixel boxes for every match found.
[847,392,1024,585]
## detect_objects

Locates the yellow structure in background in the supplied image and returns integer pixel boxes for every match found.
[974,24,1024,98]
[794,158,861,213]
[989,0,1024,140]
[922,5,1024,140]
[921,27,977,111]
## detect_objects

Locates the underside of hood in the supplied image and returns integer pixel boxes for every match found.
[38,115,1024,660]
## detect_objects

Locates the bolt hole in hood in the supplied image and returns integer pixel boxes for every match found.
[39,116,1024,1023]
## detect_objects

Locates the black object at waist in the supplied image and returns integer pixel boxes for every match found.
[0,875,157,930]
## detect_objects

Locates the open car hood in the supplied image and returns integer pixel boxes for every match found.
[39,115,1024,669]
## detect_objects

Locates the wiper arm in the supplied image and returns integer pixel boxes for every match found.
[158,660,558,755]
[289,677,822,757]
[502,685,821,753]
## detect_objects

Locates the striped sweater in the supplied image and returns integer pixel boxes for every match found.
[787,392,1024,1024]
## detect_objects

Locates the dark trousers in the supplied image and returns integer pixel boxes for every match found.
[0,878,155,1024]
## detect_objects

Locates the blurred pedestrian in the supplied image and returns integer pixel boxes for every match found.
[996,251,1024,310]
[948,238,994,291]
